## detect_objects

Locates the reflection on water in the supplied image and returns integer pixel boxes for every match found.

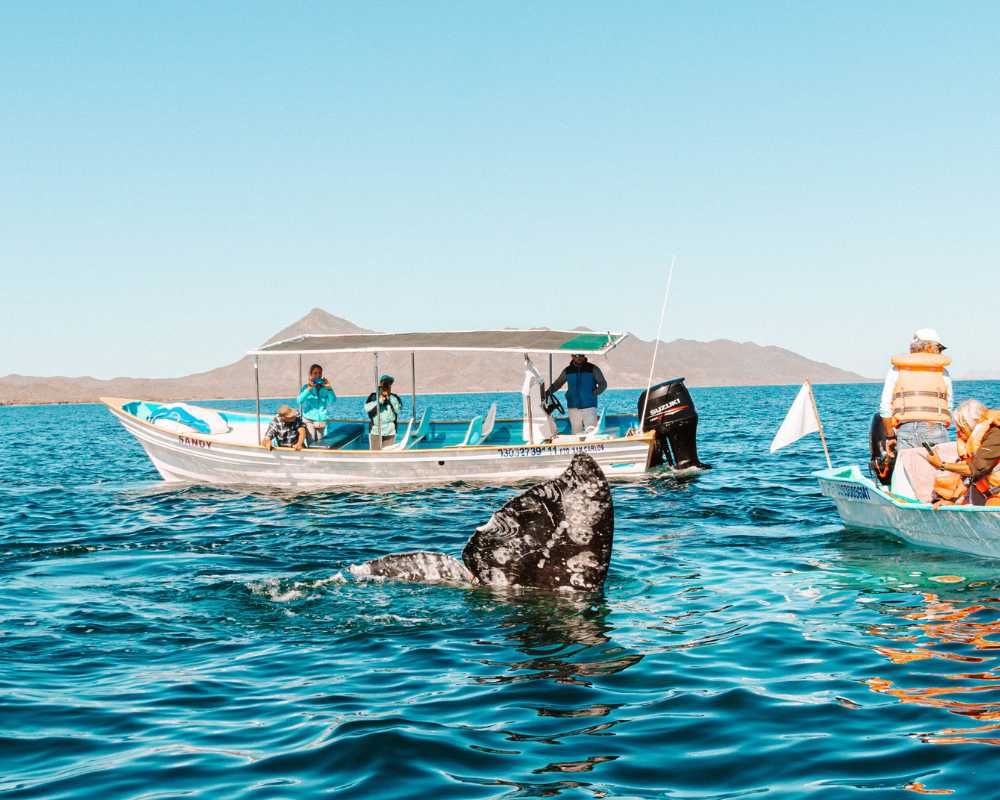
[864,588,1000,750]
[472,595,643,688]
[471,595,636,794]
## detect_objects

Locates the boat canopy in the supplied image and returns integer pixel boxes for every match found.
[249,330,628,356]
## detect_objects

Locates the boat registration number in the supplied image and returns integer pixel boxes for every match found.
[829,483,871,502]
[498,444,607,459]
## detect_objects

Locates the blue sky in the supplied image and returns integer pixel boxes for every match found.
[2,2,996,379]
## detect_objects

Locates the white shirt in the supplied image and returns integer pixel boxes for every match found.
[878,366,953,419]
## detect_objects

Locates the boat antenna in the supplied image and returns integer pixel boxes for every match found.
[639,256,676,431]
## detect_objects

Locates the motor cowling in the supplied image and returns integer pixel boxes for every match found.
[869,413,895,487]
[637,378,709,469]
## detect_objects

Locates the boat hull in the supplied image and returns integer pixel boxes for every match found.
[817,465,1000,559]
[106,401,656,489]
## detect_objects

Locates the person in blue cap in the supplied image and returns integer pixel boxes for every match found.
[365,374,403,448]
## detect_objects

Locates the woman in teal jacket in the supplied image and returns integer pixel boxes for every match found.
[297,363,337,444]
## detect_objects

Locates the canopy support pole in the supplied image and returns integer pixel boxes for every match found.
[374,352,381,446]
[411,351,416,421]
[297,354,303,413]
[548,354,553,385]
[254,356,261,444]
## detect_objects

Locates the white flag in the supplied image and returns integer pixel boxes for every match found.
[770,383,819,453]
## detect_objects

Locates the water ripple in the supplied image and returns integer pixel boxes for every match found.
[3,385,1000,797]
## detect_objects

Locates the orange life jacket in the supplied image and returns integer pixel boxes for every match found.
[890,353,951,426]
[959,412,1000,498]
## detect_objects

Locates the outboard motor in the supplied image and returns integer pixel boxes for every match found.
[637,378,709,470]
[869,413,895,487]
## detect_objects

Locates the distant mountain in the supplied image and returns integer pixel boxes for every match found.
[0,308,872,405]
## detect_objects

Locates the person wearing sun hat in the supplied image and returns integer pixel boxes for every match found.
[878,327,954,455]
[260,404,306,452]
[364,374,403,449]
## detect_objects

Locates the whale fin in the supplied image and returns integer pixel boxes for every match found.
[348,551,475,585]
[348,455,613,593]
[462,454,613,592]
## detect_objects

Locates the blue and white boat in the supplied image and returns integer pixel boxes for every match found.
[103,329,706,489]
[816,465,1000,559]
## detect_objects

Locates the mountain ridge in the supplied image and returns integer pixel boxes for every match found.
[0,309,873,405]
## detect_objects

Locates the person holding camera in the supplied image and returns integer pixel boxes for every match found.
[296,363,337,445]
[364,374,403,449]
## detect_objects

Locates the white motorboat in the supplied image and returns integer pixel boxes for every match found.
[817,465,1000,559]
[103,329,706,489]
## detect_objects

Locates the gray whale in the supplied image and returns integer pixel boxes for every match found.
[348,454,614,593]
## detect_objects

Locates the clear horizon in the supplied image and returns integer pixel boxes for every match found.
[2,3,997,380]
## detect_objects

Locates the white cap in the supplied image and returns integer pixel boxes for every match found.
[912,328,946,349]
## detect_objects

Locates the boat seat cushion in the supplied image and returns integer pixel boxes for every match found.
[314,422,367,450]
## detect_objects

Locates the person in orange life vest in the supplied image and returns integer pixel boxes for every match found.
[924,399,1000,507]
[878,328,953,454]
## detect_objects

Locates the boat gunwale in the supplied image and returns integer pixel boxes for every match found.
[815,465,1000,514]
[101,397,656,459]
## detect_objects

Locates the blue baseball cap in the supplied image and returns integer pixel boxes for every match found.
[378,374,394,384]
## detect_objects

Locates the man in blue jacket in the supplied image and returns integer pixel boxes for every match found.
[547,354,608,434]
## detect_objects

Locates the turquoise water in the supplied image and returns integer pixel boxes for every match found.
[4,383,1000,798]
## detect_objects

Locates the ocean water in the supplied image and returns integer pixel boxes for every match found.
[3,382,1000,799]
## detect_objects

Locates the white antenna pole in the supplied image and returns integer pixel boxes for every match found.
[639,256,676,430]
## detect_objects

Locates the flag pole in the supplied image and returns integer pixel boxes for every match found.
[806,379,832,468]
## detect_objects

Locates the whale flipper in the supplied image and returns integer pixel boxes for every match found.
[348,552,475,585]
[347,455,614,593]
[462,454,613,592]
